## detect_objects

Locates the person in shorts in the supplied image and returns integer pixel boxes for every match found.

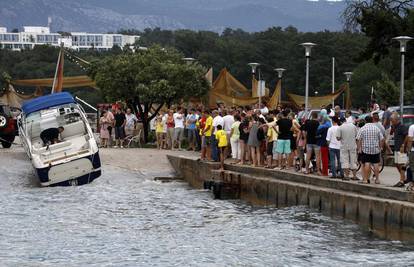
[391,113,409,187]
[124,108,137,137]
[303,111,320,174]
[155,117,165,149]
[239,113,250,165]
[337,110,358,180]
[113,108,126,148]
[186,109,198,151]
[276,110,292,170]
[215,125,228,170]
[200,110,213,161]
[356,116,384,184]
[173,108,185,150]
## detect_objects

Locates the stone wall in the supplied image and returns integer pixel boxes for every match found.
[168,155,414,240]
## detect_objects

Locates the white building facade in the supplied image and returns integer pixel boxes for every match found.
[0,26,139,51]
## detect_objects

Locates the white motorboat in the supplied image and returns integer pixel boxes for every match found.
[19,92,101,186]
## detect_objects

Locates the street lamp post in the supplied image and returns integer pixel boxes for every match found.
[248,63,261,106]
[300,42,316,113]
[344,72,353,110]
[274,68,286,105]
[393,36,413,118]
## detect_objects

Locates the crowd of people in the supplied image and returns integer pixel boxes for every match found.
[151,103,414,189]
[98,101,414,190]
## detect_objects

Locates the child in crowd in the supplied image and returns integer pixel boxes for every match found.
[215,125,228,170]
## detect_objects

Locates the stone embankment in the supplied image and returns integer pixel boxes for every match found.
[168,155,414,240]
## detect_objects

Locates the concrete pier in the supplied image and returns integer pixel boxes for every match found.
[168,155,414,240]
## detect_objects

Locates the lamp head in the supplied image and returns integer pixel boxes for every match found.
[344,72,353,82]
[300,42,316,57]
[393,36,413,53]
[182,57,196,64]
[274,68,286,78]
[248,62,260,74]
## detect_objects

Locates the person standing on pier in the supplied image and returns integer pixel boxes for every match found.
[215,124,228,170]
[337,111,359,180]
[166,110,175,149]
[247,115,261,167]
[391,113,409,187]
[275,110,292,170]
[316,111,331,176]
[230,114,242,164]
[173,108,185,150]
[200,110,213,161]
[211,110,224,162]
[326,116,343,178]
[356,116,384,184]
[303,111,320,174]
[223,109,235,156]
[407,123,414,190]
[186,109,198,151]
[239,112,250,165]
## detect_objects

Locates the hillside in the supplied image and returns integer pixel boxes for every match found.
[0,0,346,32]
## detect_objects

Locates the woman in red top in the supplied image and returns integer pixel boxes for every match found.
[166,110,175,149]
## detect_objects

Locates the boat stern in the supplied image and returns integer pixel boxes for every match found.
[36,152,101,186]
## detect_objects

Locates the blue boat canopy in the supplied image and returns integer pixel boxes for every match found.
[22,92,76,115]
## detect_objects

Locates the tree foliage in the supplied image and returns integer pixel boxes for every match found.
[342,0,414,108]
[89,45,209,141]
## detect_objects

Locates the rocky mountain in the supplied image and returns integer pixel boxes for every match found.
[0,0,346,33]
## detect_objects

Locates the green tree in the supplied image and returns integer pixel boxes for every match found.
[89,46,209,142]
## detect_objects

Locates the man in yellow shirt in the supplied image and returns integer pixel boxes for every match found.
[265,113,278,168]
[201,110,213,161]
[215,124,228,170]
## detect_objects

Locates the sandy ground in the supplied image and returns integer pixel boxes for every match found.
[100,148,199,174]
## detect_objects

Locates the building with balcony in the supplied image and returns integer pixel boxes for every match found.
[0,26,139,51]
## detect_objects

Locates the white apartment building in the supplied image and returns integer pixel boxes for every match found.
[0,26,139,51]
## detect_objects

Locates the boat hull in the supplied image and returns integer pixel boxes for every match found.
[35,152,101,187]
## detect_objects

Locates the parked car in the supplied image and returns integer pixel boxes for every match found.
[356,106,414,125]
[297,109,360,124]
[389,105,414,115]
[0,104,19,148]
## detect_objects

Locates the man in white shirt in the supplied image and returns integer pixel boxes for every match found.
[260,102,269,116]
[211,110,224,161]
[337,111,358,180]
[326,116,343,178]
[407,124,414,190]
[173,108,185,150]
[212,110,224,134]
[222,109,234,144]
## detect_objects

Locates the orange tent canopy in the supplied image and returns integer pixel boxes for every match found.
[287,85,346,108]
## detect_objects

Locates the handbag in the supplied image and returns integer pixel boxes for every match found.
[395,152,408,165]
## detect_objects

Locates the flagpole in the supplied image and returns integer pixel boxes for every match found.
[258,68,262,107]
[332,57,335,107]
[51,42,64,94]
